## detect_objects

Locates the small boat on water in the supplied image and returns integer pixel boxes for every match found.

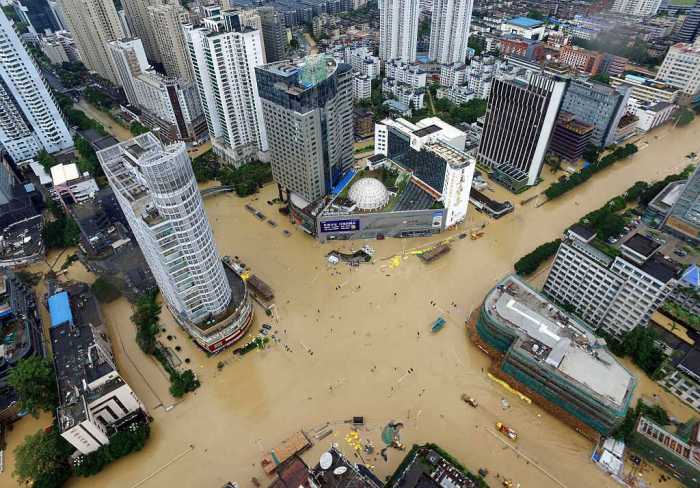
[431,317,446,332]
[496,422,518,441]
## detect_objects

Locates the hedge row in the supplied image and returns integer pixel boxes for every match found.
[545,144,638,200]
[514,239,562,276]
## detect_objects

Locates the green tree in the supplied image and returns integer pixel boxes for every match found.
[289,38,299,49]
[37,150,57,172]
[589,73,610,85]
[514,240,561,275]
[8,357,58,417]
[132,291,161,354]
[527,9,545,20]
[14,427,73,488]
[91,277,122,303]
[468,36,486,56]
[129,122,150,136]
[675,108,695,127]
[418,18,430,37]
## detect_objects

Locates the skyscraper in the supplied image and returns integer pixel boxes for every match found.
[664,164,700,243]
[98,133,253,352]
[0,10,73,161]
[148,3,194,81]
[255,55,354,203]
[429,0,473,64]
[677,1,700,44]
[476,74,566,192]
[257,6,286,63]
[185,8,268,165]
[379,0,419,62]
[122,0,161,63]
[57,0,124,85]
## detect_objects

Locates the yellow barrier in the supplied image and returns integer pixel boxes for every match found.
[487,373,532,404]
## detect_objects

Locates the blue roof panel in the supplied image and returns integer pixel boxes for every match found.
[681,265,699,288]
[508,16,544,28]
[48,292,73,328]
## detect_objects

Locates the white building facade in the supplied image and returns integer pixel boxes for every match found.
[611,0,663,17]
[385,59,427,88]
[627,98,675,132]
[429,0,473,64]
[353,73,372,101]
[185,8,268,165]
[98,133,232,325]
[544,233,678,336]
[379,0,420,62]
[656,39,700,97]
[0,10,73,161]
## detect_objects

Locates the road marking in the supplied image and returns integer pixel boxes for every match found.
[485,428,567,488]
[129,445,194,488]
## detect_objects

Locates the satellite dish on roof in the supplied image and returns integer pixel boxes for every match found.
[333,467,347,475]
[320,452,333,470]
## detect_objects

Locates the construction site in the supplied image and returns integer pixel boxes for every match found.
[469,275,637,439]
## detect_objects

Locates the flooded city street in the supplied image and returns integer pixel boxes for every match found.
[2,120,699,488]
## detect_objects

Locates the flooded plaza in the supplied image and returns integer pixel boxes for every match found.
[2,120,700,488]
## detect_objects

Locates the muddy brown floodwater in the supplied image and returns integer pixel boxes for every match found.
[2,121,699,488]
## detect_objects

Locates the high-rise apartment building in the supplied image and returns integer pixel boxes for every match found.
[186,8,268,165]
[663,164,700,243]
[611,0,662,17]
[255,55,353,203]
[109,38,205,142]
[57,0,125,85]
[258,6,286,63]
[656,39,700,97]
[544,229,678,336]
[429,0,472,64]
[98,133,253,352]
[560,80,630,148]
[476,74,566,192]
[379,0,419,62]
[108,38,150,104]
[0,10,73,161]
[677,1,700,43]
[122,0,161,63]
[148,3,194,82]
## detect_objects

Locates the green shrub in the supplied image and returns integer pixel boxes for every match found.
[514,239,561,276]
[91,277,121,303]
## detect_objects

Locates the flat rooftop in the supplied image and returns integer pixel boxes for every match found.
[649,180,686,213]
[49,283,116,430]
[622,233,661,258]
[507,16,544,28]
[485,276,635,408]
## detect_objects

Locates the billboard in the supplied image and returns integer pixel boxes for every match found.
[319,219,361,233]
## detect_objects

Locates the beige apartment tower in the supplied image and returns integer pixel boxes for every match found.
[58,0,125,84]
[148,3,194,82]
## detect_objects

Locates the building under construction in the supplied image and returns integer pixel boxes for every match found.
[470,275,636,437]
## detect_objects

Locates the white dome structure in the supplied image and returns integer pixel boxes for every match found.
[348,177,390,210]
